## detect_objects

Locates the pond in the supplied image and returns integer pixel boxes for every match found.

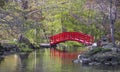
[0,48,120,72]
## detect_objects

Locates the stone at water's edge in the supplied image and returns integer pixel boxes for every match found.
[73,59,80,63]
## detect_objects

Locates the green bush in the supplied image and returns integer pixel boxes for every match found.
[83,47,102,57]
[88,48,102,55]
[101,48,112,53]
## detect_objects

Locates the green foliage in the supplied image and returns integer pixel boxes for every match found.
[6,41,17,44]
[18,43,33,52]
[24,29,36,43]
[61,41,83,47]
[0,0,5,7]
[61,12,105,41]
[87,48,102,56]
[101,48,112,53]
[84,47,112,58]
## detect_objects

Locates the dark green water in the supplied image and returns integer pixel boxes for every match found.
[0,48,120,72]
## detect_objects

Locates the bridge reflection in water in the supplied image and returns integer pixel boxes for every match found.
[50,48,84,60]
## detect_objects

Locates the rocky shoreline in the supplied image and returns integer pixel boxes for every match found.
[73,44,120,66]
[0,35,37,57]
[0,43,36,62]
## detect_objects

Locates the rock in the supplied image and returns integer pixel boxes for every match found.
[89,62,101,66]
[80,58,91,64]
[77,54,91,64]
[102,43,113,48]
[111,62,118,65]
[104,62,111,66]
[73,59,80,63]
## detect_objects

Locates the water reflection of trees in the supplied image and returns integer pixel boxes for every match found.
[0,55,20,72]
[18,50,45,72]
[18,52,31,72]
[0,57,4,64]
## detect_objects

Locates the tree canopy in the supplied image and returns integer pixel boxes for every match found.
[0,0,120,44]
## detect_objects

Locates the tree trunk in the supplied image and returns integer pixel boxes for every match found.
[109,0,116,47]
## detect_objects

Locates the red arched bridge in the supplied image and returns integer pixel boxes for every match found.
[50,32,94,46]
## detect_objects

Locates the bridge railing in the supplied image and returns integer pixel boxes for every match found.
[50,32,94,45]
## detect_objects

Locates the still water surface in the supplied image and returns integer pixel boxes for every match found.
[0,48,120,72]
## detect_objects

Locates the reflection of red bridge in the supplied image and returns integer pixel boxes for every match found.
[50,48,84,59]
[50,32,94,46]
